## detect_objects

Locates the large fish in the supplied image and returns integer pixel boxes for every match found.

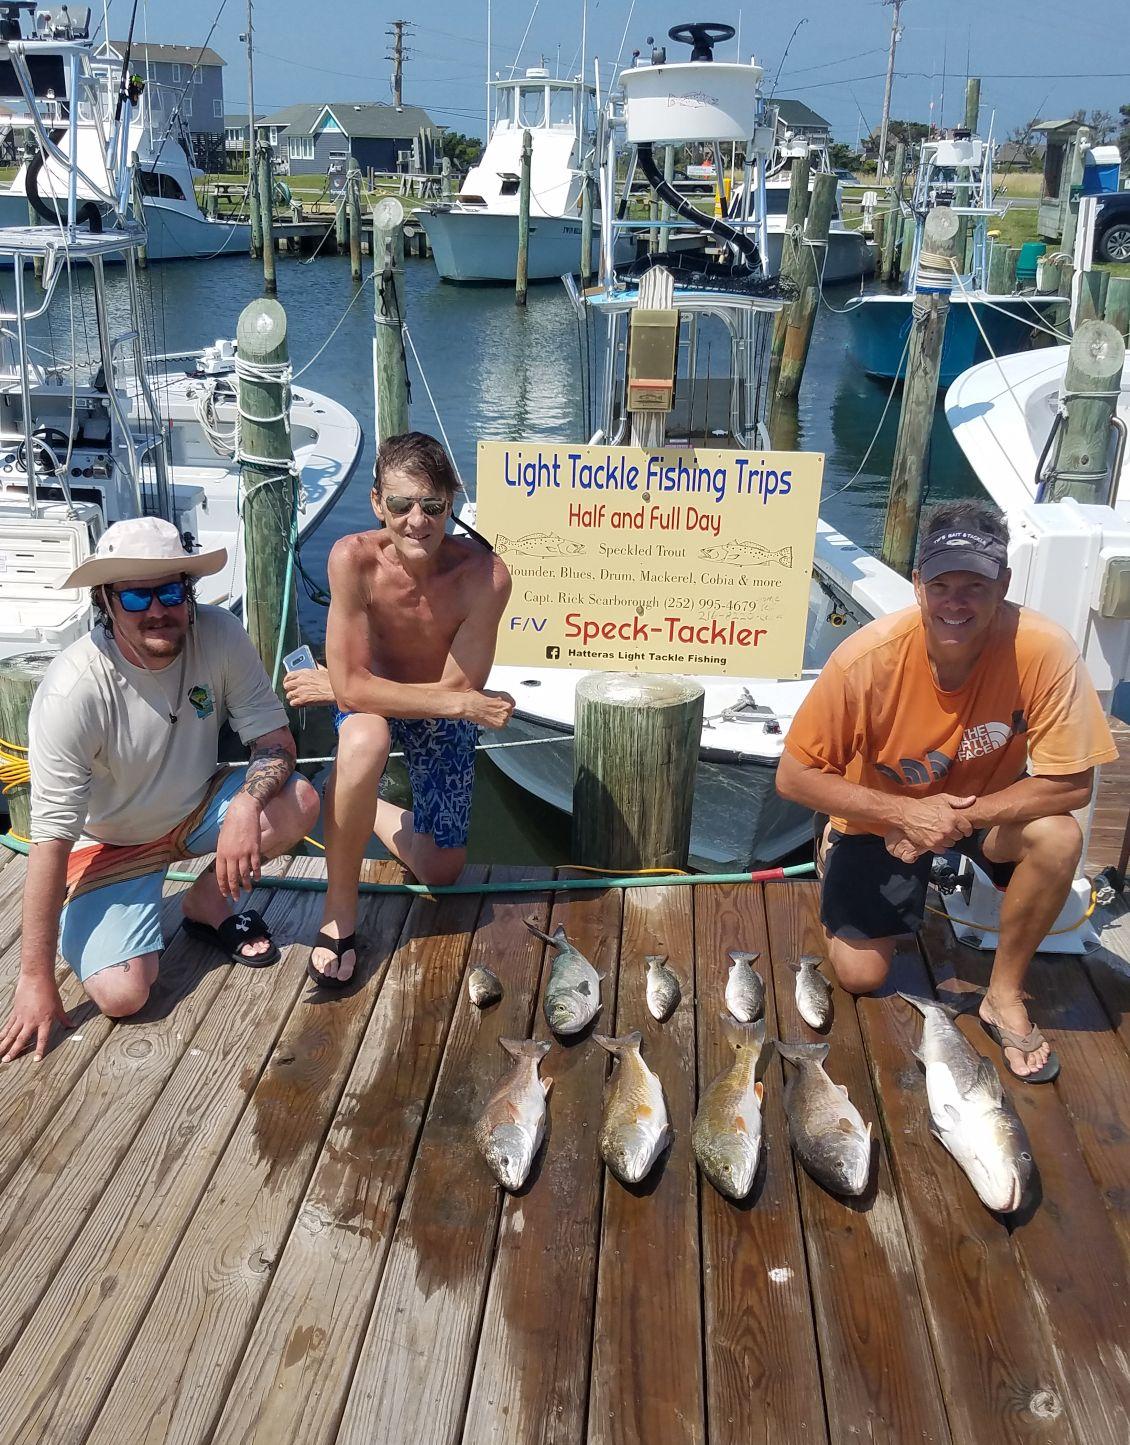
[526,918,602,1035]
[692,1015,767,1200]
[725,950,765,1022]
[777,1041,872,1197]
[474,1037,553,1192]
[900,993,1035,1214]
[791,954,834,1030]
[594,1030,671,1184]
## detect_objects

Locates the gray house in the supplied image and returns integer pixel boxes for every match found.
[224,113,283,169]
[102,40,226,171]
[260,101,437,177]
[774,100,832,147]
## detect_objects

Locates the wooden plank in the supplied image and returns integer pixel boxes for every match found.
[83,860,412,1445]
[919,916,1130,1445]
[764,882,952,1444]
[694,883,827,1445]
[336,868,554,1445]
[1082,941,1130,1061]
[856,945,1079,1444]
[208,869,489,1445]
[587,881,705,1445]
[460,876,623,1445]
[0,858,319,1444]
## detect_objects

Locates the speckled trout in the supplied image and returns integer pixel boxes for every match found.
[594,1030,671,1184]
[474,1037,552,1192]
[692,1015,766,1200]
[525,918,602,1035]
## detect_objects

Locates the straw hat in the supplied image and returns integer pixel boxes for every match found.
[59,517,228,589]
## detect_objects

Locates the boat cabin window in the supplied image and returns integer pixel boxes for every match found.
[764,188,790,215]
[518,85,546,129]
[549,87,575,129]
[137,170,186,201]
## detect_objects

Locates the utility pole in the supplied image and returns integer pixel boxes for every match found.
[386,19,411,111]
[876,0,905,181]
[240,0,260,256]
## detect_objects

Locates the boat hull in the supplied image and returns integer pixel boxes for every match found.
[0,193,251,262]
[764,224,876,284]
[420,208,600,283]
[847,294,1051,386]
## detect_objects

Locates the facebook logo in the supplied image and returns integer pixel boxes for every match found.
[545,645,561,660]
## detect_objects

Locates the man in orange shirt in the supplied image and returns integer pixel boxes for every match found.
[778,498,1118,1082]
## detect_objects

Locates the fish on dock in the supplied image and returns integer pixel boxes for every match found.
[692,1015,767,1200]
[594,1030,671,1184]
[467,965,504,1007]
[474,1037,553,1192]
[900,993,1035,1214]
[495,531,585,558]
[792,954,834,1030]
[777,1041,872,1197]
[525,918,603,1035]
[699,541,793,568]
[645,955,682,1022]
[725,950,765,1022]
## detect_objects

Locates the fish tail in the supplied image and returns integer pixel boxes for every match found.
[524,917,564,947]
[776,1040,830,1066]
[773,546,793,567]
[496,535,511,552]
[721,1013,766,1051]
[645,954,669,968]
[896,991,935,1017]
[727,950,761,967]
[593,1029,643,1056]
[498,1036,552,1062]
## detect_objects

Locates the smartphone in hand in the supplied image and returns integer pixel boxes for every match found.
[283,644,317,672]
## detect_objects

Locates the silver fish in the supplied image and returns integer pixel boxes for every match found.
[777,1041,872,1197]
[792,954,833,1030]
[692,1015,767,1200]
[474,1037,553,1191]
[900,993,1035,1214]
[594,1030,671,1184]
[645,955,682,1022]
[526,918,602,1035]
[467,965,503,1007]
[725,951,765,1023]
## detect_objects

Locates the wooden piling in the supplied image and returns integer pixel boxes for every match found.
[880,142,904,282]
[1076,269,1110,327]
[963,77,981,134]
[767,156,812,393]
[986,241,1015,295]
[236,297,298,684]
[580,158,594,281]
[516,128,532,307]
[372,196,409,444]
[880,207,961,576]
[440,156,452,200]
[129,152,148,270]
[0,652,51,840]
[1105,277,1130,343]
[248,144,262,260]
[900,213,917,279]
[572,673,704,870]
[257,131,276,296]
[335,184,348,253]
[657,144,675,256]
[347,159,363,283]
[774,170,837,403]
[1045,320,1126,503]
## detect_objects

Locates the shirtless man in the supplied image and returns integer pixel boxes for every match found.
[286,432,514,986]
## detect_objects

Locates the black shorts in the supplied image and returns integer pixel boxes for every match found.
[820,828,1017,941]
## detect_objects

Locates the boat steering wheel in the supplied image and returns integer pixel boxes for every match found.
[667,22,736,62]
[16,426,69,477]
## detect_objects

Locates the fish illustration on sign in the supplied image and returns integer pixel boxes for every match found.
[699,541,793,567]
[495,532,586,558]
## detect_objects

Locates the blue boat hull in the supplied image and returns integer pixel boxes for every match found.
[847,296,1052,387]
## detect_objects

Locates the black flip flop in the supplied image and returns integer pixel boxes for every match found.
[307,931,358,990]
[183,909,281,968]
[979,1017,1061,1084]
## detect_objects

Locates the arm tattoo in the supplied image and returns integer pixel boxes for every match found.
[240,743,295,806]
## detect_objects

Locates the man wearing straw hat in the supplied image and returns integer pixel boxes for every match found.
[0,517,320,1062]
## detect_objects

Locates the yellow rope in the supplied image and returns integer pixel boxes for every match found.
[925,886,1098,936]
[0,735,30,797]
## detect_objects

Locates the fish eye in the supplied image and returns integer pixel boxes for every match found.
[1020,1152,1032,1163]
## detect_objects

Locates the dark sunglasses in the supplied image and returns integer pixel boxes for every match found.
[381,493,448,518]
[112,580,189,612]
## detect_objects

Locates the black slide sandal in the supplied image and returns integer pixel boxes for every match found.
[307,931,358,989]
[182,909,280,968]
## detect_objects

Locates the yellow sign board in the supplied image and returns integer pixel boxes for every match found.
[476,441,825,678]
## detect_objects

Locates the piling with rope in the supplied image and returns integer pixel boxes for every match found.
[1042,320,1126,504]
[256,129,276,296]
[372,196,410,445]
[347,158,363,283]
[572,673,704,871]
[516,128,532,307]
[880,142,904,283]
[767,155,810,394]
[236,297,299,693]
[774,170,837,404]
[880,206,961,576]
[0,653,51,841]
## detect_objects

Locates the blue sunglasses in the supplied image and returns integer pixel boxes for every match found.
[112,580,189,613]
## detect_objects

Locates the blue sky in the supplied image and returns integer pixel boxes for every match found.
[101,1,1129,143]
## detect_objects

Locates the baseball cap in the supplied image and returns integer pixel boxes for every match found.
[917,527,1008,582]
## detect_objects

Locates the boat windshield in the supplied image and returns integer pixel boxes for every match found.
[518,86,546,129]
[549,87,574,130]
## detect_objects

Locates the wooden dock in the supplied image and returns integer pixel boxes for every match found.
[1,846,1130,1444]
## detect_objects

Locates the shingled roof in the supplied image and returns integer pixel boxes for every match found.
[261,101,436,138]
[106,40,225,67]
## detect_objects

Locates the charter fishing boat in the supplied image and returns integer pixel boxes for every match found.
[756,126,874,284]
[0,13,252,261]
[420,68,602,284]
[0,9,360,662]
[846,129,1055,385]
[462,23,914,870]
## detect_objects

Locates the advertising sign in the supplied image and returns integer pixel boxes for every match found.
[476,441,825,678]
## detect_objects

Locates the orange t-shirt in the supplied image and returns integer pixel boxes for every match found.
[785,603,1118,835]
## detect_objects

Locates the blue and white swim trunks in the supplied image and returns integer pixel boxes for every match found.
[334,711,478,850]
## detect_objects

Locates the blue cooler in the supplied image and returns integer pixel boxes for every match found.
[1081,145,1122,196]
